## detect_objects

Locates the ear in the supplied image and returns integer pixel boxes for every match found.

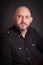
[30,17,33,23]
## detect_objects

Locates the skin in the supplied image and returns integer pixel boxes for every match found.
[13,6,33,38]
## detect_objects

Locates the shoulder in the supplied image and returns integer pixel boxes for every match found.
[28,27,43,40]
[28,27,43,37]
[28,27,37,32]
[28,27,38,35]
[1,26,16,40]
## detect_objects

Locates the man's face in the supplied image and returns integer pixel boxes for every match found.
[13,6,33,31]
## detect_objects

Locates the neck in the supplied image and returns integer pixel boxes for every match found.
[21,29,28,38]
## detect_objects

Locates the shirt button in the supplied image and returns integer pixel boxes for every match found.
[19,47,21,50]
[28,57,30,60]
[32,44,35,47]
[26,48,28,51]
[7,31,10,33]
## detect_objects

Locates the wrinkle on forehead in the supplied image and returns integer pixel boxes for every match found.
[15,6,31,16]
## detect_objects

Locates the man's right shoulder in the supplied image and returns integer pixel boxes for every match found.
[1,26,16,39]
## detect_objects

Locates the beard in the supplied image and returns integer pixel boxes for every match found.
[19,24,29,31]
[14,22,30,31]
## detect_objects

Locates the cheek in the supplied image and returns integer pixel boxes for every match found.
[15,19,21,25]
[26,19,31,24]
[16,18,21,23]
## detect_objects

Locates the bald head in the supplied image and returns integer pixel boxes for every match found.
[15,6,31,17]
[13,6,33,31]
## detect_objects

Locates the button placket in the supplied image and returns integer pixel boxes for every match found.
[28,57,30,60]
[26,48,28,51]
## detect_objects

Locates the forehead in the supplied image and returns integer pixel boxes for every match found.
[15,6,31,16]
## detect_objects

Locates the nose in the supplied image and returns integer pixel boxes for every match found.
[22,17,25,22]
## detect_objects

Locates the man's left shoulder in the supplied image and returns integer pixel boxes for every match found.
[29,27,37,32]
[28,27,43,40]
[28,27,38,35]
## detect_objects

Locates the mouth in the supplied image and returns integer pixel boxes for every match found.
[20,24,27,27]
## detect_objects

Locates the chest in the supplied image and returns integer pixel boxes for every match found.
[10,34,38,57]
[10,33,43,64]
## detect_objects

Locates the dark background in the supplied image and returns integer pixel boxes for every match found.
[1,0,43,37]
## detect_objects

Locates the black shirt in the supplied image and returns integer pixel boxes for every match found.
[0,26,43,65]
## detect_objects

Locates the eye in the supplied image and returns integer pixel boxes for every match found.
[26,16,29,18]
[18,15,22,18]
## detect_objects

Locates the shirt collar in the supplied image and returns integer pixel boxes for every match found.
[13,25,30,38]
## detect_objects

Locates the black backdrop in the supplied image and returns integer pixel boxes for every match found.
[1,0,43,37]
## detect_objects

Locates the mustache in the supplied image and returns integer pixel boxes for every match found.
[20,22,27,25]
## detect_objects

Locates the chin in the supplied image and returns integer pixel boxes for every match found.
[19,26,28,31]
[20,28,27,31]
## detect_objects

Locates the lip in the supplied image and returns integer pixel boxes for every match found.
[20,24,27,28]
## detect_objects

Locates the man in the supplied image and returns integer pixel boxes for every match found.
[1,6,43,65]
